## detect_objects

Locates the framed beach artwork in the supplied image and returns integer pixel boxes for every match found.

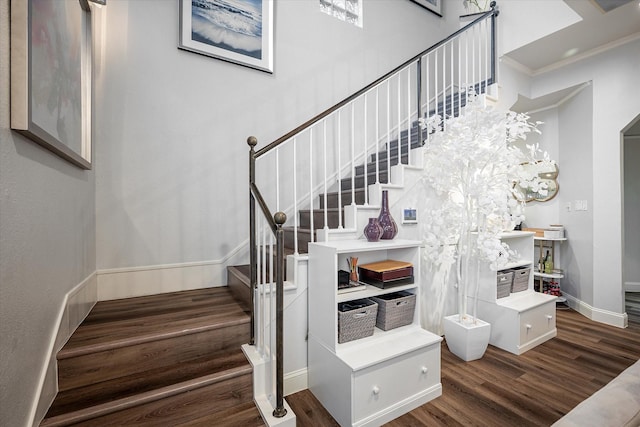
[179,0,274,73]
[10,0,93,169]
[411,0,442,17]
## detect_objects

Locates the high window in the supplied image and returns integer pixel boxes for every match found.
[320,0,363,27]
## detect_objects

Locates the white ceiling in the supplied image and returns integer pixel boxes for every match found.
[502,0,640,74]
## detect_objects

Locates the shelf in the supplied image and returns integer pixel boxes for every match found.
[500,231,535,239]
[534,271,565,279]
[534,237,567,242]
[495,289,557,311]
[498,260,532,271]
[312,238,421,253]
[336,325,441,371]
[337,283,417,303]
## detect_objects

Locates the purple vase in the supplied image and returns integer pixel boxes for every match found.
[378,190,398,240]
[363,218,384,242]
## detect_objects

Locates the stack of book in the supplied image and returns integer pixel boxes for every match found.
[358,260,414,289]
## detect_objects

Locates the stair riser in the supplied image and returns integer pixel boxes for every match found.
[318,189,366,209]
[227,268,251,312]
[47,352,251,419]
[71,372,254,427]
[299,210,342,229]
[340,172,388,191]
[283,228,312,253]
[57,324,250,392]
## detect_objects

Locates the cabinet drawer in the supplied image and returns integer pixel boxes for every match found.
[519,302,556,346]
[353,344,439,422]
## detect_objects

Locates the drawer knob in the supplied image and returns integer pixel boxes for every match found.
[421,366,428,374]
[372,386,380,395]
[546,315,553,320]
[526,324,532,330]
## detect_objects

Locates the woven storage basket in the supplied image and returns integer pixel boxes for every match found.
[510,266,530,293]
[496,271,513,299]
[337,299,378,343]
[370,291,416,331]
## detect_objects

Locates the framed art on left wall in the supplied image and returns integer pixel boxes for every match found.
[179,0,274,73]
[10,0,93,170]
[411,0,442,17]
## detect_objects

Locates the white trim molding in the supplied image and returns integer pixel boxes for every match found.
[625,282,640,293]
[97,243,249,301]
[30,272,98,427]
[563,292,628,328]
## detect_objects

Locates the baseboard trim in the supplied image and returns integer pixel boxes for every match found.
[625,282,640,292]
[563,293,628,328]
[284,368,308,396]
[30,272,98,427]
[97,243,249,301]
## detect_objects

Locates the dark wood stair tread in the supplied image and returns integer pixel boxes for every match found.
[43,287,259,426]
[42,366,254,426]
[60,289,249,358]
[44,350,252,422]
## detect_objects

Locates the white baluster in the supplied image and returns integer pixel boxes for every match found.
[450,41,454,121]
[337,111,342,227]
[350,103,355,210]
[386,81,391,184]
[407,67,412,165]
[363,93,369,206]
[397,73,402,170]
[375,87,380,188]
[323,120,328,230]
[309,127,314,243]
[293,137,298,255]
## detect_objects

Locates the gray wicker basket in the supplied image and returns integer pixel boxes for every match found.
[496,271,513,299]
[370,291,416,331]
[510,266,531,293]
[337,299,378,343]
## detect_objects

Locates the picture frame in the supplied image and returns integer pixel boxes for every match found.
[402,208,418,224]
[179,0,274,73]
[10,0,93,170]
[410,0,442,17]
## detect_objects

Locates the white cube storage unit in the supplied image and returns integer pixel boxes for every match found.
[470,231,557,355]
[308,239,442,427]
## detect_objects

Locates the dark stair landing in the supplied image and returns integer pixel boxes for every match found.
[41,287,263,426]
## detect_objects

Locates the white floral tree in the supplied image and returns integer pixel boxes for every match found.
[418,92,552,327]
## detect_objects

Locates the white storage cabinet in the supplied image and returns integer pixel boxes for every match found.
[471,231,557,355]
[308,239,442,427]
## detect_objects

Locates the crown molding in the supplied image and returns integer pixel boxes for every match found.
[532,31,640,76]
[501,31,640,78]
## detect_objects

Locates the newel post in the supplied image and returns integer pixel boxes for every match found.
[248,136,257,346]
[273,211,288,418]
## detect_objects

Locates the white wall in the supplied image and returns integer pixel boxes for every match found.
[531,39,640,319]
[0,1,97,426]
[501,39,640,323]
[94,0,461,294]
[624,136,640,289]
[498,0,581,56]
[519,108,562,229]
[558,85,594,304]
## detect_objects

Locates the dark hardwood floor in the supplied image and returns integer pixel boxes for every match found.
[286,307,640,427]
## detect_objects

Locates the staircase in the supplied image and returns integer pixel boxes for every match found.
[40,287,264,426]
[228,128,418,305]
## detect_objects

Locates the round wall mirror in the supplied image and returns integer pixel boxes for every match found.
[517,161,559,202]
